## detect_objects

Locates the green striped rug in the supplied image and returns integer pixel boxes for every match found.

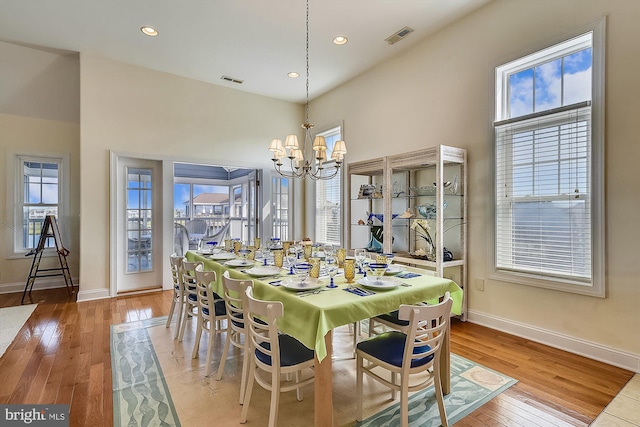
[355,353,517,427]
[111,316,180,427]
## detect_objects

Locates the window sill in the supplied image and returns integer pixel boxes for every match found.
[488,269,605,298]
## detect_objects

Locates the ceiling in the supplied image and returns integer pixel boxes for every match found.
[0,0,490,103]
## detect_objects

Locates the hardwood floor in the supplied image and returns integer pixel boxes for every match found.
[0,287,634,426]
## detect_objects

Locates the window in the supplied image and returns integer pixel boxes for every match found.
[315,126,343,246]
[493,21,605,296]
[12,154,68,255]
[272,177,289,240]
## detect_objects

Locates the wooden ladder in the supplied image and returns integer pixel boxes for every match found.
[22,214,74,303]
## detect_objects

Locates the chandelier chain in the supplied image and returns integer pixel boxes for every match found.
[305,0,310,125]
[269,0,345,180]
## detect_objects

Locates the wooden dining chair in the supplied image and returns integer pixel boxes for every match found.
[178,259,203,342]
[216,271,253,404]
[356,292,453,427]
[192,265,227,376]
[241,287,315,427]
[166,254,184,339]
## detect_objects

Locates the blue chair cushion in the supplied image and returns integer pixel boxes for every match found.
[255,334,314,367]
[202,299,227,317]
[357,331,433,368]
[376,310,410,327]
[188,294,197,302]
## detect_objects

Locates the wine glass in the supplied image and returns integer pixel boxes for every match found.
[237,248,252,266]
[323,244,335,258]
[204,241,218,254]
[293,240,304,260]
[293,263,312,285]
[325,255,338,288]
[367,263,387,285]
[354,249,367,274]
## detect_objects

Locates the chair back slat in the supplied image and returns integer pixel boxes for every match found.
[245,287,282,365]
[221,271,253,332]
[195,265,217,320]
[399,292,453,367]
[170,254,183,290]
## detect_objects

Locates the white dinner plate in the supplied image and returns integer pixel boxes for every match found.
[209,252,237,260]
[384,265,404,275]
[224,259,254,267]
[357,276,399,290]
[281,278,322,291]
[243,266,282,277]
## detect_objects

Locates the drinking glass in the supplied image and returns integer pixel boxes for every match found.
[283,240,292,255]
[205,241,218,254]
[324,244,335,257]
[336,248,346,267]
[303,244,313,261]
[237,248,251,266]
[343,258,356,283]
[293,241,304,259]
[354,249,367,273]
[309,258,321,278]
[273,250,284,268]
[325,255,338,288]
[293,263,312,285]
[367,263,387,285]
[253,237,261,250]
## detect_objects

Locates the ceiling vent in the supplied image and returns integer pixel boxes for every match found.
[220,75,244,84]
[385,26,414,45]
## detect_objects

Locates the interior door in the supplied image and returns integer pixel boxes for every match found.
[115,157,162,293]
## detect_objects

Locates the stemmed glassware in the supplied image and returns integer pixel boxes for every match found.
[237,248,252,265]
[325,255,338,288]
[367,263,387,285]
[354,248,367,274]
[293,240,304,260]
[293,262,312,285]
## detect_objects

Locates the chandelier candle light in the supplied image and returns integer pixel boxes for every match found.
[268,0,347,180]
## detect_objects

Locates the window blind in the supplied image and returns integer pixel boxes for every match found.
[495,104,592,283]
[315,164,341,246]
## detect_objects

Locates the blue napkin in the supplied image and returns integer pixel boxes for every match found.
[397,272,421,279]
[343,287,372,297]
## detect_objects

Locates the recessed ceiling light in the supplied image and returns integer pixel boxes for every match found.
[140,26,158,37]
[333,36,348,45]
[288,72,300,78]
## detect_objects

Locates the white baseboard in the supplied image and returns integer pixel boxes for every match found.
[76,288,111,302]
[467,309,640,373]
[0,277,76,295]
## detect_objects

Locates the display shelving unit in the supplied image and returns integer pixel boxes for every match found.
[347,145,467,320]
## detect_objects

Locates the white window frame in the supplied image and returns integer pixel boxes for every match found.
[271,176,290,241]
[6,151,70,258]
[490,18,605,297]
[314,126,343,246]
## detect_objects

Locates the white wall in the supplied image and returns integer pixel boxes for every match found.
[78,55,304,297]
[310,0,640,369]
[0,41,79,123]
[0,41,80,293]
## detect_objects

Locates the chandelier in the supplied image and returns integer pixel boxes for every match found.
[268,0,347,180]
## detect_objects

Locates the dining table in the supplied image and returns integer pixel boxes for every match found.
[186,250,463,427]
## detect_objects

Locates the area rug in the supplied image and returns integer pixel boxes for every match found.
[0,304,37,358]
[354,353,518,426]
[111,316,517,427]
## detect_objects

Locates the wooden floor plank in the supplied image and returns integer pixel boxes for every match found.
[0,287,634,427]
